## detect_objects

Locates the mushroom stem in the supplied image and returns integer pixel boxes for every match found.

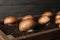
[46,23,49,26]
[27,29,33,33]
[8,24,12,26]
[59,24,60,28]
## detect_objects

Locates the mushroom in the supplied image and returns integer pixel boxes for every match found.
[57,11,60,15]
[22,15,34,21]
[55,15,60,19]
[38,16,50,25]
[38,11,52,25]
[55,19,60,24]
[55,18,60,27]
[4,16,17,25]
[19,20,35,32]
[42,11,52,17]
[55,11,60,27]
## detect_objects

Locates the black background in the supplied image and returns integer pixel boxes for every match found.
[0,0,60,18]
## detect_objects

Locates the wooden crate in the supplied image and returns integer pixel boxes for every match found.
[0,15,60,40]
[0,28,60,40]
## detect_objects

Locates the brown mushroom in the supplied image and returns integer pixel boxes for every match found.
[55,19,60,24]
[42,11,52,17]
[22,15,34,21]
[55,12,60,27]
[57,11,60,15]
[55,15,60,19]
[55,12,60,24]
[19,20,35,32]
[38,16,50,25]
[4,16,17,24]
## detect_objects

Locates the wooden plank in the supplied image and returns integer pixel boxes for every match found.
[13,28,60,40]
[7,35,15,40]
[0,30,11,40]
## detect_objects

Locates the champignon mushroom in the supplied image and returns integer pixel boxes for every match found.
[4,16,17,24]
[42,11,52,17]
[19,20,35,32]
[57,11,60,15]
[22,15,34,21]
[38,16,50,25]
[55,12,60,27]
[55,19,60,24]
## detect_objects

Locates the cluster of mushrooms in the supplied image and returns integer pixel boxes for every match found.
[3,11,60,32]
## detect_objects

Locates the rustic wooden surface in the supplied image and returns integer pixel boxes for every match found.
[7,35,15,40]
[12,28,60,40]
[0,30,11,40]
[0,26,60,40]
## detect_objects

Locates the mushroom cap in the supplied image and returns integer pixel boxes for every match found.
[4,16,17,24]
[57,11,60,15]
[42,11,52,17]
[22,15,34,21]
[55,15,60,19]
[38,16,50,24]
[55,19,60,24]
[19,20,35,32]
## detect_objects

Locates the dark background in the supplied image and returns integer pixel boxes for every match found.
[0,0,60,18]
